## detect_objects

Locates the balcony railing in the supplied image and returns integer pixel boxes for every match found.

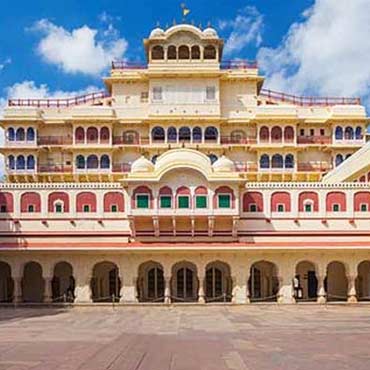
[220,60,258,69]
[297,162,332,172]
[221,136,257,145]
[8,91,109,108]
[113,136,150,145]
[297,136,332,145]
[234,162,258,172]
[38,136,73,146]
[37,164,73,173]
[112,163,131,173]
[112,61,148,70]
[260,89,361,106]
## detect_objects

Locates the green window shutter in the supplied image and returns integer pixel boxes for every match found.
[55,204,63,213]
[178,196,189,208]
[361,204,368,212]
[333,204,340,212]
[196,195,207,208]
[160,196,172,208]
[277,204,284,212]
[111,204,118,212]
[137,195,149,208]
[218,194,230,208]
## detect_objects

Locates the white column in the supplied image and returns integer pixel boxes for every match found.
[74,268,92,303]
[12,276,22,303]
[43,276,53,303]
[277,264,295,304]
[347,275,357,303]
[119,258,138,303]
[198,272,205,303]
[232,267,249,304]
[164,276,171,304]
[316,274,326,304]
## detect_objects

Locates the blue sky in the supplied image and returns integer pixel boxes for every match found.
[0,0,369,110]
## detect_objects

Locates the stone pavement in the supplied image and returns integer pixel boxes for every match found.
[0,305,369,370]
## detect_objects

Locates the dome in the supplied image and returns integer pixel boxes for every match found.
[131,156,154,173]
[203,27,218,38]
[212,155,235,172]
[149,28,165,38]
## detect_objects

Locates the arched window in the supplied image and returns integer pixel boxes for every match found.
[344,127,354,140]
[0,192,14,213]
[326,192,346,212]
[285,154,294,169]
[204,45,216,59]
[243,192,263,212]
[179,127,191,142]
[16,155,25,170]
[100,127,110,143]
[335,154,343,167]
[191,45,200,59]
[133,186,153,209]
[151,126,165,142]
[151,45,164,60]
[204,126,218,142]
[87,155,99,169]
[76,192,97,212]
[21,192,41,213]
[260,154,270,169]
[75,127,85,143]
[335,126,343,140]
[26,127,35,141]
[271,126,282,143]
[284,126,294,142]
[298,192,319,212]
[167,127,177,143]
[214,186,234,209]
[100,155,110,169]
[208,154,218,164]
[176,186,191,208]
[178,45,190,59]
[354,192,370,212]
[7,128,15,141]
[192,127,202,143]
[259,126,269,142]
[271,192,291,212]
[355,126,362,140]
[76,155,85,169]
[104,192,124,212]
[48,192,69,213]
[26,155,35,170]
[167,45,177,60]
[8,155,15,170]
[272,154,284,168]
[86,127,98,143]
[16,128,25,141]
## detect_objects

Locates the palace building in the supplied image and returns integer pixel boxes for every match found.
[0,24,370,305]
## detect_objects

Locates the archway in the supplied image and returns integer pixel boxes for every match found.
[0,261,13,302]
[91,262,121,302]
[356,261,370,301]
[52,262,75,302]
[171,261,198,302]
[249,261,279,302]
[205,261,232,302]
[295,261,317,301]
[22,262,44,303]
[326,261,348,301]
[137,261,164,302]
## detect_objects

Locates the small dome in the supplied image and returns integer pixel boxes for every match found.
[203,27,218,37]
[131,156,154,173]
[212,155,235,172]
[150,28,165,38]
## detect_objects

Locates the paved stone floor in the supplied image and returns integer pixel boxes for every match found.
[0,305,370,370]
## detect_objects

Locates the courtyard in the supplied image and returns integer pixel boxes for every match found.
[0,305,369,369]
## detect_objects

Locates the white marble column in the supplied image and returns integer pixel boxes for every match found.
[12,276,22,303]
[43,276,53,303]
[164,276,171,304]
[74,271,92,303]
[198,273,205,303]
[347,275,358,303]
[316,275,326,304]
[232,269,249,304]
[277,265,295,304]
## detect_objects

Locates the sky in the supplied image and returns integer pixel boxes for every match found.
[0,0,369,173]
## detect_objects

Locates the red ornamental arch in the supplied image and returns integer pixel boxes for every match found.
[21,192,41,213]
[243,192,263,212]
[76,192,97,212]
[354,192,370,211]
[271,192,291,212]
[214,186,235,208]
[298,192,319,212]
[0,192,14,212]
[48,192,70,212]
[104,192,124,212]
[132,186,153,208]
[326,192,346,212]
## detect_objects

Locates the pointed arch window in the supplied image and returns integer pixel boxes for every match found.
[100,155,110,169]
[167,127,177,143]
[76,155,85,169]
[26,127,35,141]
[7,128,15,141]
[16,128,25,141]
[16,155,25,170]
[335,126,343,140]
[26,155,35,170]
[260,154,270,169]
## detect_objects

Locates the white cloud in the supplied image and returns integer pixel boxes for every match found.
[220,6,264,57]
[0,58,11,72]
[257,0,370,105]
[31,19,128,75]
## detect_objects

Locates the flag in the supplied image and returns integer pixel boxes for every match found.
[183,7,190,17]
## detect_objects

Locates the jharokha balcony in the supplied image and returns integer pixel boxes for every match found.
[112,163,132,173]
[297,162,332,173]
[37,164,73,173]
[113,136,150,145]
[38,136,73,146]
[297,136,332,145]
[220,136,257,145]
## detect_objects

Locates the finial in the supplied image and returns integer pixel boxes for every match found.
[198,22,202,29]
[207,21,211,27]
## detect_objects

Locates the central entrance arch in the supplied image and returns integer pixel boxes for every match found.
[137,261,165,302]
[249,261,279,302]
[205,261,232,302]
[171,261,198,302]
[52,262,75,302]
[22,261,44,303]
[326,261,348,301]
[91,261,121,302]
[295,261,318,301]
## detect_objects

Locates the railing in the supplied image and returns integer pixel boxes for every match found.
[220,60,258,69]
[260,89,361,106]
[37,164,73,173]
[112,136,150,145]
[297,162,332,172]
[8,91,109,108]
[234,162,258,172]
[221,136,257,145]
[112,61,148,70]
[38,136,73,146]
[112,163,131,173]
[297,136,332,145]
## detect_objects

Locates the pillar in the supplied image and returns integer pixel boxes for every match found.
[12,277,22,304]
[277,266,295,304]
[317,275,326,304]
[164,276,171,304]
[198,273,205,303]
[43,277,53,303]
[232,270,249,304]
[74,272,92,303]
[119,274,138,303]
[347,275,358,304]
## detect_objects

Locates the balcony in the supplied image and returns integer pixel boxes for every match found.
[111,61,148,70]
[220,136,257,145]
[297,162,332,173]
[297,136,331,145]
[220,60,258,70]
[38,136,73,146]
[234,162,258,172]
[37,164,73,173]
[112,136,149,145]
[112,163,131,173]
